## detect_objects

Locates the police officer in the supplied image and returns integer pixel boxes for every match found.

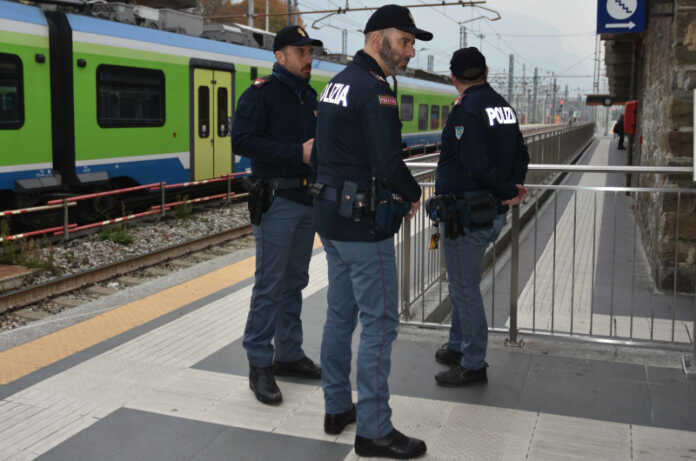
[314,5,430,459]
[231,25,323,406]
[433,47,529,386]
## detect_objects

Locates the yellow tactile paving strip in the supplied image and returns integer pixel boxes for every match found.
[0,234,324,386]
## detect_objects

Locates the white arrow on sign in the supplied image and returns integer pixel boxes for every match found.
[606,21,636,29]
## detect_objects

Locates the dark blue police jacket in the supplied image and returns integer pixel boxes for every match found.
[313,50,421,242]
[436,82,529,210]
[231,63,317,206]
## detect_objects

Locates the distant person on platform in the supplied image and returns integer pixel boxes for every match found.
[614,113,625,150]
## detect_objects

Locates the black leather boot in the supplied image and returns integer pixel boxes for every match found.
[324,404,356,435]
[434,342,462,367]
[272,356,321,380]
[249,366,282,405]
[355,428,427,459]
[435,363,488,387]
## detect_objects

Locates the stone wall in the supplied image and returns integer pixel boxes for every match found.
[633,0,696,292]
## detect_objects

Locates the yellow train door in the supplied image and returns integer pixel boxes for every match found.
[192,65,234,180]
[212,70,232,178]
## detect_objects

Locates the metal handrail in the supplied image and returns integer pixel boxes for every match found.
[406,163,695,175]
[398,125,695,374]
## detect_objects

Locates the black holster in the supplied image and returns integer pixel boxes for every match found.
[374,188,410,235]
[463,193,499,228]
[242,177,274,226]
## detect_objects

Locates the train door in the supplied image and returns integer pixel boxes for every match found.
[191,63,234,181]
[213,71,232,177]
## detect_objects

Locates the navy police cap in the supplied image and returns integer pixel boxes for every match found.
[273,25,323,52]
[364,4,433,41]
[450,47,487,80]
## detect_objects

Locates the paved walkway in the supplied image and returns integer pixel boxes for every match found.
[0,223,695,460]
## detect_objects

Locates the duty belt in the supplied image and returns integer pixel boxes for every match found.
[318,185,370,222]
[268,177,309,190]
[319,185,368,207]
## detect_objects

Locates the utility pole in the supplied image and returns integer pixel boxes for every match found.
[532,67,538,124]
[592,34,601,126]
[248,0,254,27]
[507,54,514,104]
[342,29,348,56]
[459,25,467,48]
[522,64,526,119]
[427,55,434,73]
[287,0,292,25]
[552,73,557,123]
[265,0,269,31]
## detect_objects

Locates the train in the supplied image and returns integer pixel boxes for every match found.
[0,0,457,210]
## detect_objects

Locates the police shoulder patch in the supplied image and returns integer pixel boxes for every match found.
[253,78,269,88]
[455,125,464,140]
[378,95,397,107]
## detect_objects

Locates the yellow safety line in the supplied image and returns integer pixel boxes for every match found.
[0,235,323,386]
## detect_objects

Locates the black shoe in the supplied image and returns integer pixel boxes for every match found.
[435,363,488,387]
[249,366,282,405]
[435,342,462,367]
[324,404,356,435]
[272,356,321,380]
[355,429,427,459]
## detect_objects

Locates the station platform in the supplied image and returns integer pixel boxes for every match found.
[1,138,696,460]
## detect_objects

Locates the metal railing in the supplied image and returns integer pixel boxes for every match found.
[505,171,696,354]
[0,173,248,243]
[399,123,595,320]
[399,128,696,367]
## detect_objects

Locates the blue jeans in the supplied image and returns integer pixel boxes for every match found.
[444,214,506,370]
[243,197,315,367]
[320,237,398,439]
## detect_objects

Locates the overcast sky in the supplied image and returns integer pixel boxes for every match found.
[286,1,604,98]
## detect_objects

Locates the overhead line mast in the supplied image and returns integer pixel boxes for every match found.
[210,1,487,26]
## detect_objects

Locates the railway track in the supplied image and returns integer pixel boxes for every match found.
[0,224,253,319]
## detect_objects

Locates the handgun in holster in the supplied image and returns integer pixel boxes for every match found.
[242,176,273,226]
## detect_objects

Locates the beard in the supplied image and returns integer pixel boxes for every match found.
[379,35,409,75]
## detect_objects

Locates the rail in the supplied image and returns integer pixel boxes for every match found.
[399,136,696,373]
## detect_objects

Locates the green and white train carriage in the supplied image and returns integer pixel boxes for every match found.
[0,0,457,207]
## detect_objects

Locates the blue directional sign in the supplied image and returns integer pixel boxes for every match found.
[597,0,646,34]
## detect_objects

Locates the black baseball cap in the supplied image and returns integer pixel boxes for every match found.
[450,47,487,80]
[364,4,433,41]
[273,25,323,52]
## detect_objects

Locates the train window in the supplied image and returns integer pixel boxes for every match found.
[441,105,450,125]
[97,65,165,128]
[217,87,228,137]
[0,54,24,130]
[400,94,414,121]
[418,104,428,131]
[198,86,210,138]
[250,67,258,81]
[430,105,440,130]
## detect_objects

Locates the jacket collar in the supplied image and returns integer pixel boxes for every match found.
[353,50,388,83]
[272,62,311,94]
[462,82,490,96]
